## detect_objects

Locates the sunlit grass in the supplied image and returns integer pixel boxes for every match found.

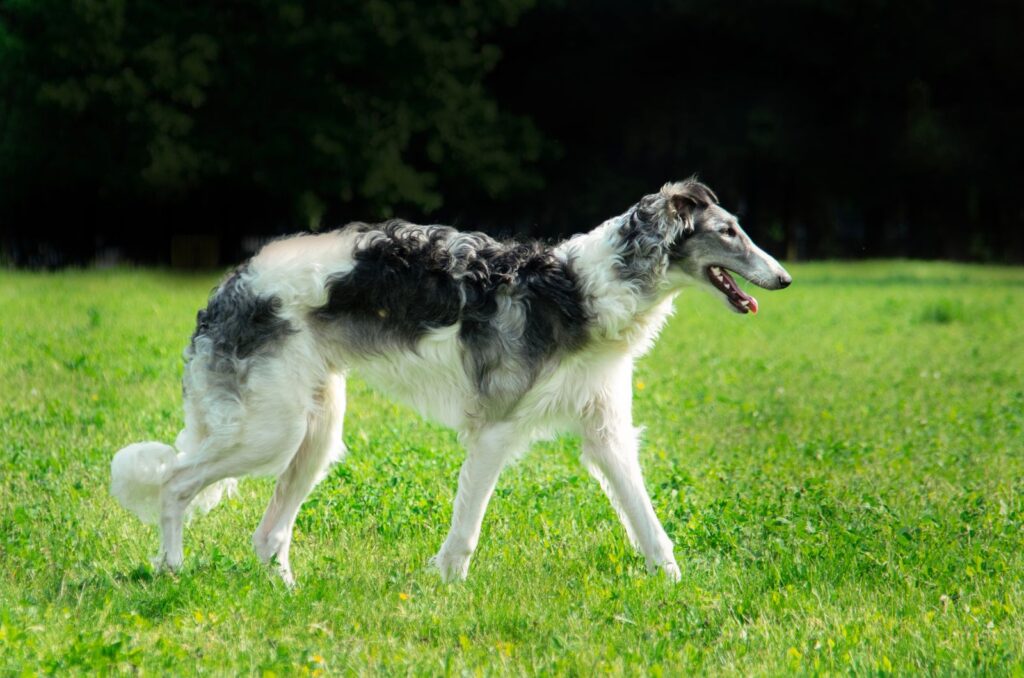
[2,261,1023,674]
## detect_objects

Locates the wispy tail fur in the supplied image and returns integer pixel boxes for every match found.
[111,441,236,525]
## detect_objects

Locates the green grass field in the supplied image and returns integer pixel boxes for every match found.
[2,262,1023,675]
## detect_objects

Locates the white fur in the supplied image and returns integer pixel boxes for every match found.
[110,442,177,525]
[111,441,238,525]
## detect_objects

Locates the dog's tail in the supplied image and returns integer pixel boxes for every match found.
[110,441,236,525]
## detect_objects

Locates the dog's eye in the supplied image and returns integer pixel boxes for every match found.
[724,227,737,237]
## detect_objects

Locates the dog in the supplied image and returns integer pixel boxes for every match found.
[111,178,791,585]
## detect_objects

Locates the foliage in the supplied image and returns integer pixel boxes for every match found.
[487,0,1024,259]
[0,0,542,227]
[2,262,1023,673]
[3,1,1024,262]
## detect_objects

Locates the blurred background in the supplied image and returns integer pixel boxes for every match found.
[1,0,1021,268]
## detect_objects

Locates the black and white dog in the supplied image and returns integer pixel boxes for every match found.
[111,178,791,585]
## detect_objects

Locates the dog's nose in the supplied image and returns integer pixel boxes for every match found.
[777,273,792,289]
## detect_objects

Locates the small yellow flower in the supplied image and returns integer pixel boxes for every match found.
[398,592,410,601]
[635,380,645,391]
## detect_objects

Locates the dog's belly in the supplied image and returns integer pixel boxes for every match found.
[352,327,474,429]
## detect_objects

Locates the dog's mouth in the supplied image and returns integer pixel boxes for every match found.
[706,266,758,314]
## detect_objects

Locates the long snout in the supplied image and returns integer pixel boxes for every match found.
[747,242,792,290]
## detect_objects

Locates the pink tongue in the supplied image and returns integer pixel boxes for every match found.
[748,295,759,314]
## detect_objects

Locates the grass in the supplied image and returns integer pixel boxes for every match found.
[1,260,1023,675]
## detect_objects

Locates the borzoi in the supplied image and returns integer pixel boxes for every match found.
[111,178,791,585]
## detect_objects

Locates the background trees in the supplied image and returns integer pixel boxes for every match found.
[1,0,1021,265]
[0,0,541,263]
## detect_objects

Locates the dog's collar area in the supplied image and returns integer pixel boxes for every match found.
[707,265,758,314]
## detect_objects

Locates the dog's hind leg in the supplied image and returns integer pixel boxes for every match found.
[157,364,313,574]
[156,453,247,573]
[430,422,525,582]
[253,374,346,586]
[580,381,680,581]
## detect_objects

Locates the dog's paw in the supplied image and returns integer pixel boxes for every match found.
[428,550,471,582]
[275,565,296,589]
[646,557,681,582]
[151,552,182,575]
[267,554,296,588]
[660,561,682,583]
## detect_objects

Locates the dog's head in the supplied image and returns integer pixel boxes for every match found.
[638,179,792,314]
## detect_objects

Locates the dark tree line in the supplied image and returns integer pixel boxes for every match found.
[2,0,1022,266]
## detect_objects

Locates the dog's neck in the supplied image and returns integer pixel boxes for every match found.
[558,213,677,352]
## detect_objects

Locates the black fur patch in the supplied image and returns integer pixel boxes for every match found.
[460,241,591,401]
[314,223,463,349]
[617,181,717,290]
[313,221,591,402]
[616,202,673,289]
[190,265,295,363]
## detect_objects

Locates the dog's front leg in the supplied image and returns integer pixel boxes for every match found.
[581,391,681,581]
[430,423,524,582]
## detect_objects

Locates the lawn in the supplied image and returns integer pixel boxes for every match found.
[1,261,1023,675]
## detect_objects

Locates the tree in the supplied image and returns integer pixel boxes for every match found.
[0,0,542,247]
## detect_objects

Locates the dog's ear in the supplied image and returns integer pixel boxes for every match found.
[662,179,718,235]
